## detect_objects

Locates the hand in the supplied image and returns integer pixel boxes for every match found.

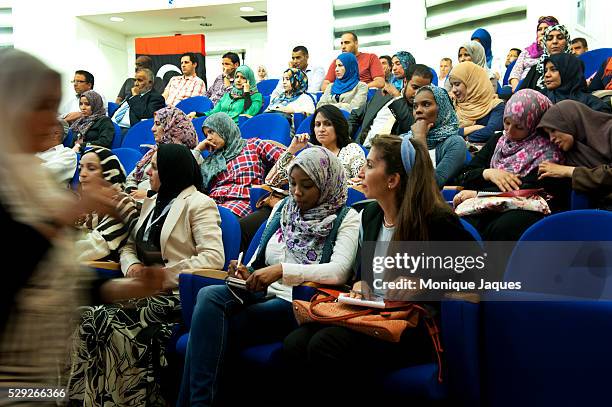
[453,189,478,207]
[228,260,249,280]
[411,119,433,143]
[245,264,283,292]
[382,83,399,97]
[129,189,148,200]
[243,80,251,93]
[349,280,372,299]
[131,86,140,96]
[126,263,145,278]
[187,112,197,120]
[482,168,522,192]
[64,112,83,123]
[197,139,217,153]
[100,266,165,302]
[287,133,309,154]
[538,161,575,179]
[72,143,81,153]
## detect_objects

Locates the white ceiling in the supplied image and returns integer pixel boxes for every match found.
[79,1,267,36]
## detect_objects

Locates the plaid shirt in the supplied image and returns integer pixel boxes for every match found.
[205,74,232,105]
[209,139,284,217]
[164,75,206,106]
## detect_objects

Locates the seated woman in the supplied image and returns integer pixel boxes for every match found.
[317,52,368,112]
[75,147,138,262]
[69,144,225,406]
[453,89,567,241]
[194,112,284,218]
[518,24,571,91]
[283,134,474,405]
[125,105,198,198]
[454,41,497,91]
[508,16,559,91]
[542,53,612,113]
[201,65,263,123]
[265,67,316,121]
[256,65,268,82]
[177,147,361,406]
[450,61,505,142]
[69,89,115,153]
[537,100,612,209]
[404,85,467,187]
[389,50,416,94]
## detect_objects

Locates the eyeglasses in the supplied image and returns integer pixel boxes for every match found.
[71,80,88,84]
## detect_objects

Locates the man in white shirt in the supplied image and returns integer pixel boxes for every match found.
[162,52,206,106]
[270,46,325,100]
[36,122,77,186]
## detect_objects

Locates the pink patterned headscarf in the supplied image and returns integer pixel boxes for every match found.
[490,89,563,177]
[525,16,559,59]
[132,106,198,182]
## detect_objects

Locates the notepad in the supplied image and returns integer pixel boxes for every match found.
[337,293,387,309]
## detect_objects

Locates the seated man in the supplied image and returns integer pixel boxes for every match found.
[270,45,325,99]
[439,57,453,84]
[111,68,165,134]
[35,121,77,186]
[59,70,107,126]
[206,52,240,105]
[321,32,385,91]
[571,37,588,56]
[116,56,164,104]
[349,64,433,148]
[162,52,206,106]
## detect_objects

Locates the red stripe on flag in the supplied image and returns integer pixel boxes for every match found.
[135,34,205,55]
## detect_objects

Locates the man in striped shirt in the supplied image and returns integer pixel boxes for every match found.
[162,52,206,106]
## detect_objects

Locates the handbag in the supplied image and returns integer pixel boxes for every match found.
[455,188,551,217]
[292,288,444,382]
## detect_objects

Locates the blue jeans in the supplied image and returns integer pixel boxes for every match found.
[177,284,296,407]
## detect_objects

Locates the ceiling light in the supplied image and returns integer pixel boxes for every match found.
[200,23,213,27]
[179,16,206,22]
[109,16,124,22]
[240,6,255,12]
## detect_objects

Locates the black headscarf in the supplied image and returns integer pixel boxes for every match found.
[542,53,612,113]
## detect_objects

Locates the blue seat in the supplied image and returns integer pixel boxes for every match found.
[63,129,74,148]
[367,88,377,101]
[347,187,365,206]
[296,109,350,135]
[111,122,123,149]
[459,218,482,241]
[192,116,207,142]
[108,101,119,117]
[258,94,271,115]
[257,79,279,96]
[315,91,323,102]
[111,147,143,174]
[503,59,517,86]
[176,96,213,115]
[579,48,612,78]
[293,112,306,131]
[244,221,267,265]
[571,189,593,209]
[70,152,81,189]
[240,113,291,146]
[121,118,155,153]
[429,67,439,86]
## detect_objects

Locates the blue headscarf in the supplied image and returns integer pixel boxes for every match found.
[471,28,493,68]
[331,52,360,95]
[391,51,416,90]
[404,85,459,149]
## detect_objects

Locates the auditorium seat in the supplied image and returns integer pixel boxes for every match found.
[176,96,213,115]
[192,116,207,142]
[240,113,291,146]
[579,48,612,78]
[108,101,119,117]
[257,79,279,96]
[112,147,143,174]
[296,109,350,135]
[111,122,123,149]
[121,118,155,153]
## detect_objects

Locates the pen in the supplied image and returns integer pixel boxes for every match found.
[235,252,244,277]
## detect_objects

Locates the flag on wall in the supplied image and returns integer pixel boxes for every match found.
[135,34,206,88]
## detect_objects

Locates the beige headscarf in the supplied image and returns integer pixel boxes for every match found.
[451,61,504,127]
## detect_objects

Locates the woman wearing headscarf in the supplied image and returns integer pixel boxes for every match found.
[69,144,224,406]
[125,105,199,198]
[390,50,416,91]
[455,41,498,92]
[75,147,139,262]
[194,112,284,217]
[537,100,612,209]
[0,48,163,402]
[69,89,115,153]
[177,146,360,406]
[450,61,505,142]
[518,24,571,92]
[203,65,263,123]
[317,52,368,111]
[404,85,467,187]
[542,53,612,113]
[265,67,315,117]
[471,28,493,68]
[509,16,560,91]
[257,65,268,83]
[453,89,567,240]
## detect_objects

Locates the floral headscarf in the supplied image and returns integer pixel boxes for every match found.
[393,51,416,76]
[271,68,309,105]
[406,86,459,149]
[69,90,106,136]
[535,24,571,90]
[526,16,559,59]
[199,112,246,188]
[280,146,348,264]
[490,89,563,177]
[132,106,198,182]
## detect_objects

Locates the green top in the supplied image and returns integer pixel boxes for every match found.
[205,92,263,124]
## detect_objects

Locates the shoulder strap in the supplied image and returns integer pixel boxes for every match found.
[319,205,351,264]
[250,198,288,270]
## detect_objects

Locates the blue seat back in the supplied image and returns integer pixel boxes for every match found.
[240,113,291,146]
[257,79,279,96]
[571,189,593,209]
[107,101,119,117]
[579,48,612,78]
[218,205,241,270]
[175,96,213,115]
[503,59,517,86]
[347,187,366,206]
[296,109,349,135]
[367,88,376,101]
[70,152,81,189]
[459,218,482,241]
[192,116,207,142]
[111,147,143,174]
[111,122,123,149]
[258,95,271,114]
[63,129,74,148]
[245,221,267,265]
[121,118,155,152]
[429,67,439,86]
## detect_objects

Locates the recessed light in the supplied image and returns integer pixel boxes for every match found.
[109,16,124,22]
[240,6,255,12]
[200,23,213,27]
